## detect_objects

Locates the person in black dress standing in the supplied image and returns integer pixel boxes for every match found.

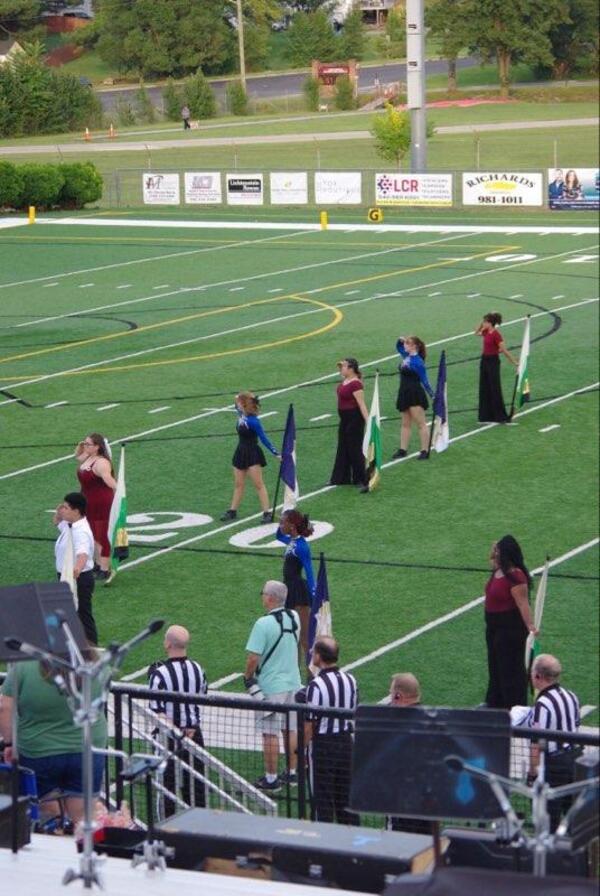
[393,337,434,460]
[329,358,369,489]
[276,509,316,659]
[220,392,280,523]
[475,313,518,422]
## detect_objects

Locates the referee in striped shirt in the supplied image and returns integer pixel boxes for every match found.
[530,653,581,831]
[148,625,208,816]
[303,637,358,825]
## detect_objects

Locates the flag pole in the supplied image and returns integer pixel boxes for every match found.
[270,402,292,520]
[508,373,519,421]
[427,351,442,457]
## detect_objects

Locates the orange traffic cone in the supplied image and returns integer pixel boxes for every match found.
[108,122,117,139]
[84,127,91,142]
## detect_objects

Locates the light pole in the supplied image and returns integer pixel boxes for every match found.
[235,0,247,92]
[405,0,427,171]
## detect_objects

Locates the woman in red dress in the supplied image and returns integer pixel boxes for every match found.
[475,312,518,422]
[329,357,369,490]
[75,433,117,581]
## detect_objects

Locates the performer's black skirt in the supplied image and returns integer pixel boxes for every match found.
[396,369,429,412]
[479,355,509,423]
[232,441,266,470]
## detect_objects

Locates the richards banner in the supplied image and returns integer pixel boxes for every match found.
[547,168,600,210]
[462,172,543,207]
[375,173,453,207]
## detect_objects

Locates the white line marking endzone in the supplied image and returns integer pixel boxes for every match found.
[113,379,599,572]
[539,424,560,433]
[368,537,599,690]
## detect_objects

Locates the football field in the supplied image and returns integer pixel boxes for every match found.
[0,211,598,718]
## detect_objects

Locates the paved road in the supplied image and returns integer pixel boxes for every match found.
[2,118,596,157]
[96,57,478,112]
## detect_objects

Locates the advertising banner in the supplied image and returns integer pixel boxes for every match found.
[226,174,263,205]
[375,173,452,206]
[184,172,222,204]
[315,172,362,205]
[548,168,600,210]
[270,172,308,205]
[462,172,543,207]
[142,173,180,205]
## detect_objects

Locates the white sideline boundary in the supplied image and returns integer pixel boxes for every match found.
[37,216,600,236]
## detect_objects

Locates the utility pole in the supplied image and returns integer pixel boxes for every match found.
[406,0,427,171]
[236,0,247,92]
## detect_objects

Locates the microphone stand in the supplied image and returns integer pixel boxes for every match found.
[5,618,164,890]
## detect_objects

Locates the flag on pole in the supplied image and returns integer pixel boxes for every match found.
[524,557,549,671]
[108,444,129,576]
[280,404,299,510]
[431,350,449,453]
[308,553,333,671]
[362,372,382,491]
[60,525,77,607]
[515,316,531,408]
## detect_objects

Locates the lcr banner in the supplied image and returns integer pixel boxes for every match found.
[184,172,222,204]
[462,173,543,206]
[226,174,264,206]
[548,168,600,210]
[142,173,180,205]
[270,172,308,205]
[315,172,362,205]
[375,173,452,207]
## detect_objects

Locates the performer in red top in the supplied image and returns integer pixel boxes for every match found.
[75,433,117,581]
[475,312,517,423]
[329,358,369,490]
[484,535,537,709]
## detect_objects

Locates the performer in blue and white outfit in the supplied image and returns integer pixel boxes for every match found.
[220,392,280,523]
[393,336,434,461]
[276,509,316,658]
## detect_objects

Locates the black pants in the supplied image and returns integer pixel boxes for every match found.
[183,118,190,129]
[546,748,581,832]
[330,409,367,486]
[479,355,509,423]
[309,733,358,825]
[163,729,206,817]
[57,571,97,645]
[485,610,528,709]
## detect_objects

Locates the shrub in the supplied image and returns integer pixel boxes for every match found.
[136,81,157,123]
[184,71,217,119]
[303,76,320,112]
[19,163,65,209]
[226,80,249,116]
[59,163,103,208]
[334,75,356,110]
[0,161,24,209]
[163,79,183,121]
[114,96,137,127]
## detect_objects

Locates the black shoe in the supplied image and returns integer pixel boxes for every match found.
[279,769,298,786]
[261,511,273,523]
[359,484,370,493]
[96,569,110,581]
[220,509,237,521]
[254,775,281,793]
[417,450,429,460]
[392,448,407,459]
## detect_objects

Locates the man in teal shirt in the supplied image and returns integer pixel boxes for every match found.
[245,580,301,792]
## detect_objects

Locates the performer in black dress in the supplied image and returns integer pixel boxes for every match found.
[276,509,316,659]
[220,392,280,523]
[393,337,434,460]
[475,313,518,423]
[329,358,369,489]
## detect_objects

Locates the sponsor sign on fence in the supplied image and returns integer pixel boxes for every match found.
[142,173,180,205]
[462,172,543,206]
[184,172,222,204]
[270,172,308,205]
[548,168,600,211]
[315,172,362,205]
[375,173,453,207]
[226,174,264,206]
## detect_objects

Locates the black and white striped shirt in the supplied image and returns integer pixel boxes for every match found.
[532,683,580,753]
[148,657,207,730]
[305,667,358,736]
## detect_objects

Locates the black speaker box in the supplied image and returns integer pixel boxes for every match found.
[0,794,31,850]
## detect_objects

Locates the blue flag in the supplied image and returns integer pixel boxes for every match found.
[280,403,298,509]
[431,350,449,453]
[308,553,332,668]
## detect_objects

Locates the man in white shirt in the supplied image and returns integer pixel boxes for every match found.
[53,492,97,645]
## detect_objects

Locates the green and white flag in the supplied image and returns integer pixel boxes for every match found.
[515,316,531,408]
[362,372,382,491]
[525,557,549,671]
[107,444,129,575]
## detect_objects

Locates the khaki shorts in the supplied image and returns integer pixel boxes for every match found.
[256,691,298,735]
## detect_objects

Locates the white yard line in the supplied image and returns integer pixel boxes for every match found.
[147,405,171,414]
[97,403,120,411]
[310,414,332,422]
[539,424,560,433]
[44,400,68,408]
[361,537,600,687]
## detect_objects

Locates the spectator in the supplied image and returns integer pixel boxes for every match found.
[181,105,191,130]
[388,672,433,835]
[304,637,358,824]
[53,492,98,645]
[529,653,581,831]
[148,625,208,817]
[245,580,301,792]
[0,652,108,829]
[75,433,116,582]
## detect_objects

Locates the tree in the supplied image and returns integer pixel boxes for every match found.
[162,78,183,121]
[303,75,320,110]
[243,23,270,72]
[334,74,355,109]
[287,9,336,65]
[0,0,41,33]
[136,80,156,123]
[542,0,599,78]
[183,70,217,119]
[339,7,365,60]
[371,103,411,167]
[465,0,570,98]
[427,0,470,92]
[378,7,406,60]
[227,79,249,114]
